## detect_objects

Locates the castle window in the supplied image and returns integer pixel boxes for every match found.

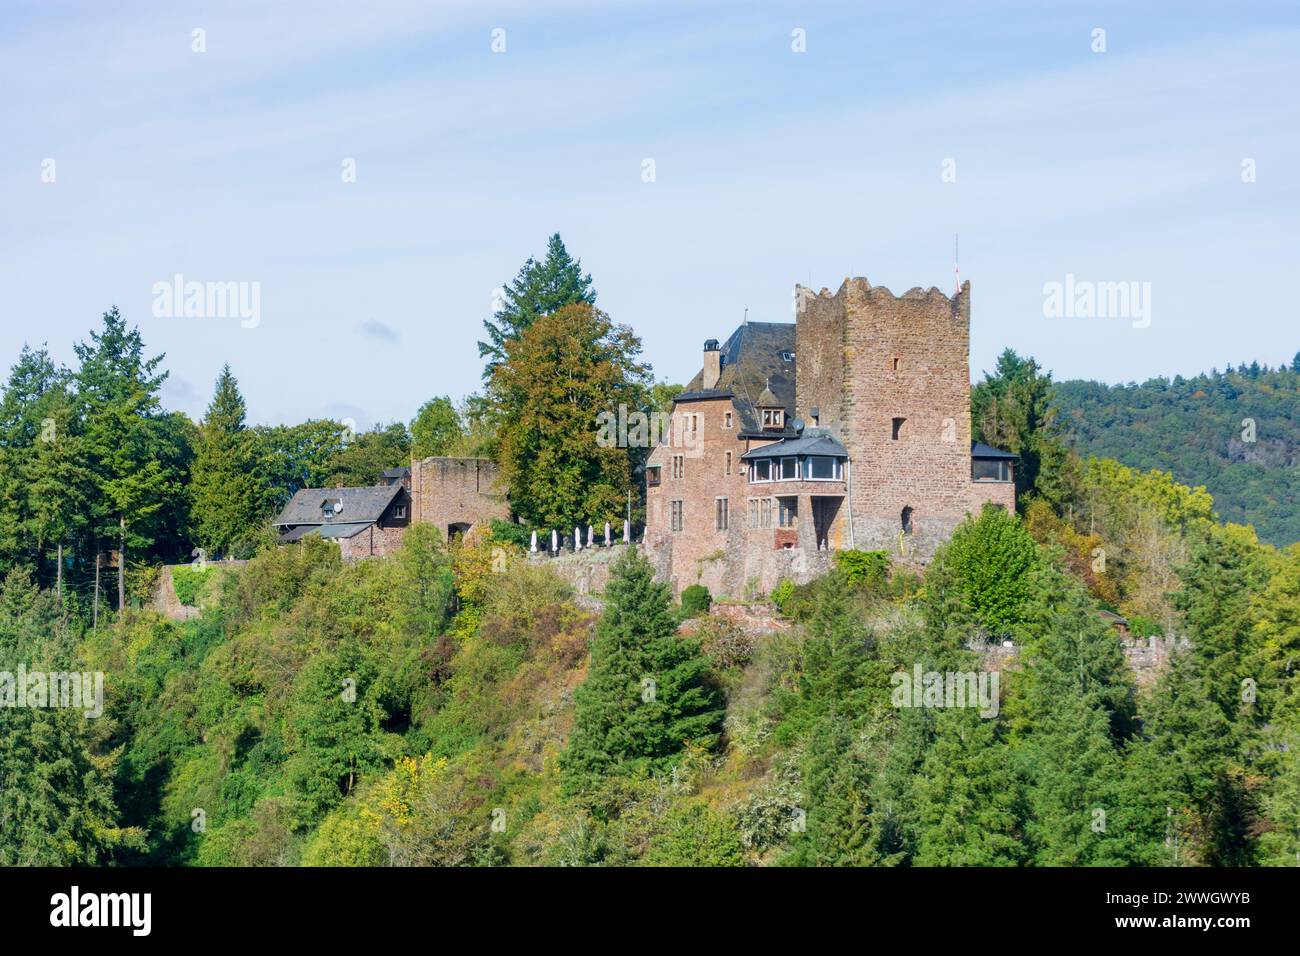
[672,455,684,479]
[646,465,661,487]
[892,417,906,440]
[725,451,733,476]
[715,497,729,531]
[752,459,772,482]
[804,456,841,480]
[391,504,407,520]
[670,500,684,532]
[892,356,900,372]
[760,498,773,528]
[972,458,1012,482]
[762,408,784,429]
[778,497,798,528]
[747,498,759,528]
[780,456,798,480]
[901,506,914,534]
[724,411,733,429]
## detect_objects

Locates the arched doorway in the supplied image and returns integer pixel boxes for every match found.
[448,522,472,541]
[900,506,914,535]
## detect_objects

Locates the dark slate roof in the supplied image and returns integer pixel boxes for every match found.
[971,441,1017,459]
[680,321,797,435]
[741,427,849,460]
[317,522,373,539]
[274,484,402,527]
[381,466,411,480]
[674,388,734,403]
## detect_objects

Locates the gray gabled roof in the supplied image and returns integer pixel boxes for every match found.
[680,322,797,435]
[316,522,373,539]
[971,441,1017,459]
[274,483,402,527]
[741,427,848,460]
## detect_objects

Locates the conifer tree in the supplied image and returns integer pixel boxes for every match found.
[913,705,1024,865]
[478,233,596,379]
[191,365,266,555]
[74,308,184,609]
[561,547,723,793]
[971,348,1079,509]
[22,391,93,598]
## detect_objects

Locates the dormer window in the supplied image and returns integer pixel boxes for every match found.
[322,498,342,518]
[757,378,783,431]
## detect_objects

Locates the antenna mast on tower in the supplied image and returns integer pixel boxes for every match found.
[954,234,960,294]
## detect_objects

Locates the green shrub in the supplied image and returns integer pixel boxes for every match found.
[488,519,532,550]
[1127,615,1164,639]
[171,565,214,607]
[770,579,795,615]
[680,584,712,619]
[694,617,754,670]
[642,804,746,866]
[833,549,891,589]
[769,578,819,621]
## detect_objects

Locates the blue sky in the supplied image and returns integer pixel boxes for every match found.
[3,0,1297,428]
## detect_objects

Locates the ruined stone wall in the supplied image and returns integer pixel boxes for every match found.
[411,456,510,538]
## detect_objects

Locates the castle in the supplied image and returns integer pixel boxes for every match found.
[643,277,1016,596]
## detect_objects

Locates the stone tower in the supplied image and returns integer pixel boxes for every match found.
[795,277,974,556]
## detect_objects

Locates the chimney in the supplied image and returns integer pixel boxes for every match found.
[702,339,721,389]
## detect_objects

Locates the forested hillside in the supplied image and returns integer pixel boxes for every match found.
[1054,359,1300,547]
[5,472,1299,866]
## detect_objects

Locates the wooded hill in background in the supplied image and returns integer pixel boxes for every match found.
[1054,357,1300,547]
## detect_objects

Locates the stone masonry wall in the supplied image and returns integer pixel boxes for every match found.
[338,523,408,562]
[411,456,510,538]
[797,278,984,560]
[644,397,834,596]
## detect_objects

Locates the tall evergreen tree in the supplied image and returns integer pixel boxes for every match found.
[913,705,1024,865]
[74,307,182,610]
[22,391,93,598]
[191,365,266,555]
[561,547,723,793]
[477,233,596,379]
[971,348,1079,510]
